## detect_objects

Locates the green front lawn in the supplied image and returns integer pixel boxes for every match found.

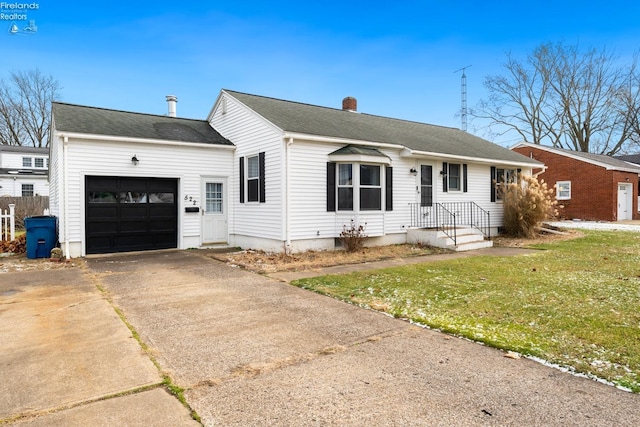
[292,230,640,392]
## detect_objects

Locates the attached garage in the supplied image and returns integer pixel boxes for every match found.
[85,176,178,254]
[49,101,235,258]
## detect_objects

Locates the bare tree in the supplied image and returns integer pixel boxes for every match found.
[0,69,61,147]
[473,42,638,154]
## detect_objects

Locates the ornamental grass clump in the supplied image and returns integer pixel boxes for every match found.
[500,175,557,237]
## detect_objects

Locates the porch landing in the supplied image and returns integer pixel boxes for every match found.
[407,227,493,252]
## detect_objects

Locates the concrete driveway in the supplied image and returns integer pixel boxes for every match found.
[3,249,640,426]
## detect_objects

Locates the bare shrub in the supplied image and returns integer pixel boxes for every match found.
[0,196,49,229]
[339,220,368,253]
[500,175,557,238]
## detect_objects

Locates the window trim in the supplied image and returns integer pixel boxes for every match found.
[337,163,354,211]
[239,153,265,204]
[247,154,260,203]
[495,168,517,200]
[556,181,571,200]
[328,161,390,213]
[448,163,461,192]
[21,183,34,197]
[359,164,381,211]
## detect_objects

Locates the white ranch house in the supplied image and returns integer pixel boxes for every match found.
[49,90,542,258]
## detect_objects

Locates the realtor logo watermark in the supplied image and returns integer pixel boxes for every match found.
[1,2,40,35]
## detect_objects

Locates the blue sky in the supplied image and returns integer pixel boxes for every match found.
[3,1,640,145]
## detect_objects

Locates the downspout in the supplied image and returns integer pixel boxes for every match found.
[284,137,293,254]
[62,135,70,259]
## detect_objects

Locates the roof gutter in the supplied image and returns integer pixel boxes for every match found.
[282,131,402,150]
[283,132,542,168]
[57,132,236,150]
[401,147,544,168]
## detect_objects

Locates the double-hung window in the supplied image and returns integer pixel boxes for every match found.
[22,184,34,197]
[359,164,381,211]
[22,157,32,167]
[327,146,392,213]
[247,155,260,202]
[35,158,44,168]
[495,168,517,200]
[239,152,265,204]
[556,181,571,200]
[337,164,353,210]
[331,163,386,212]
[448,163,461,191]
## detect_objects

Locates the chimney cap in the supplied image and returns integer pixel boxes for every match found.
[342,96,357,112]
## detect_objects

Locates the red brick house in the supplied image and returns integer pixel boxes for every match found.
[511,142,640,221]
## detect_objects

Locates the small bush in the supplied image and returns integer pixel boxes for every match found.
[500,175,557,238]
[339,220,368,252]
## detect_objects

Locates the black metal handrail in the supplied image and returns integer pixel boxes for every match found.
[409,202,491,245]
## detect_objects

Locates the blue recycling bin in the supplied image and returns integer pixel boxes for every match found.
[25,216,57,259]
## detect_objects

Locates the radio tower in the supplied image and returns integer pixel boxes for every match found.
[454,65,472,131]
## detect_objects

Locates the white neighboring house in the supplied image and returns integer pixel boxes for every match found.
[0,145,49,197]
[49,90,543,258]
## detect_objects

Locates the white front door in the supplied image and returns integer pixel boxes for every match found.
[202,180,227,243]
[617,183,633,221]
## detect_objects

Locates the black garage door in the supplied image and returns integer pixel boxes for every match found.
[85,176,178,254]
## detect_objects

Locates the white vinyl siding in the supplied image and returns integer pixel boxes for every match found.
[53,138,233,257]
[210,93,284,242]
[0,147,50,197]
[288,141,410,240]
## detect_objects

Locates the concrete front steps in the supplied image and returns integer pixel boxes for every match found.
[407,226,493,252]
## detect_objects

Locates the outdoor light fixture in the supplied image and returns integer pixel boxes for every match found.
[131,155,139,165]
[409,168,417,175]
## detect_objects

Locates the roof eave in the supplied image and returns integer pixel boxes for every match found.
[54,131,236,150]
[512,142,640,174]
[401,147,544,167]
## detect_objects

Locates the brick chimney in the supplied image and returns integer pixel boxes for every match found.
[342,96,357,112]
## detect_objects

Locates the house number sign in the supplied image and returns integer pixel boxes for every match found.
[184,195,197,206]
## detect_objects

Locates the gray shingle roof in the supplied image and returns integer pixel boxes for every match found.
[0,146,49,154]
[518,143,640,173]
[615,154,640,166]
[224,90,541,165]
[52,102,233,146]
[329,145,388,157]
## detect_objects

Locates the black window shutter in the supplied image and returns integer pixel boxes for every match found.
[327,162,336,212]
[259,152,266,203]
[239,157,245,203]
[517,168,522,182]
[490,166,496,202]
[442,162,448,193]
[385,166,393,211]
[463,164,468,193]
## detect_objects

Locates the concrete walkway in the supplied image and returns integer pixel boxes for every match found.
[3,248,640,426]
